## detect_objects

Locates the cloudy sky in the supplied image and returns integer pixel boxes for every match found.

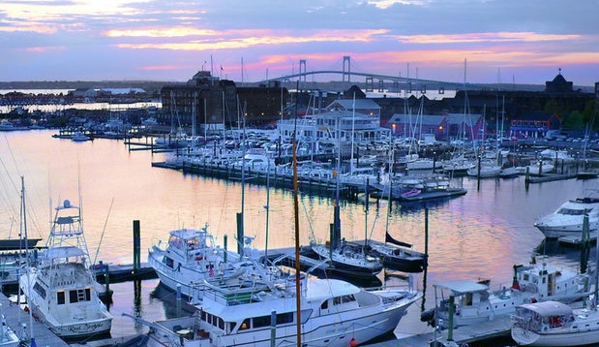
[1,0,598,86]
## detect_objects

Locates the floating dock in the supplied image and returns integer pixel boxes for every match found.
[369,315,512,347]
[557,231,598,246]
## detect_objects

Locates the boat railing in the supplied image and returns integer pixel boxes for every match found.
[198,280,274,306]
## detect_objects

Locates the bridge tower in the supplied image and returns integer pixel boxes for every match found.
[342,56,351,82]
[299,59,307,83]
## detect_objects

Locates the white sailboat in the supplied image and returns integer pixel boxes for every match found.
[511,300,599,346]
[307,115,383,278]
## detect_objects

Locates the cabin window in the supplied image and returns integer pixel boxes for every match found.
[341,295,355,303]
[228,322,236,333]
[333,295,355,305]
[277,312,294,324]
[33,282,46,299]
[320,300,328,310]
[253,315,271,328]
[57,291,65,304]
[164,257,174,268]
[70,290,78,303]
[240,318,250,330]
[69,289,90,303]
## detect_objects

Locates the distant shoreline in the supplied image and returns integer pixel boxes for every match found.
[0,80,593,94]
[0,80,178,93]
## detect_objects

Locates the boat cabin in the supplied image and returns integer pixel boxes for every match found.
[514,301,574,332]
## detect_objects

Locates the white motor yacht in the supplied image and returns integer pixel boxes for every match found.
[148,225,244,299]
[140,268,422,347]
[534,196,599,238]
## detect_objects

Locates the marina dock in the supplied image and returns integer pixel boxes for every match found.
[0,292,70,347]
[382,315,512,347]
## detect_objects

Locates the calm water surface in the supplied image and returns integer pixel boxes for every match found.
[0,129,596,343]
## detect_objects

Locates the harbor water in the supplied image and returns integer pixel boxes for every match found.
[0,129,596,344]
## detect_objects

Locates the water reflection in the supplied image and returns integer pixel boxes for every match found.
[1,130,597,342]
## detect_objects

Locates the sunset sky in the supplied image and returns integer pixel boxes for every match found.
[2,0,598,86]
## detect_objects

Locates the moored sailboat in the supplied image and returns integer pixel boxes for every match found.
[511,300,599,346]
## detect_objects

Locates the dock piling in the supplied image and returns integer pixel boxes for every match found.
[176,284,182,318]
[133,220,141,274]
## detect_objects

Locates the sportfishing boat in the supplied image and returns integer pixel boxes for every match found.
[147,224,244,298]
[19,199,112,339]
[137,267,422,347]
[511,300,599,346]
[421,256,590,329]
[534,195,599,238]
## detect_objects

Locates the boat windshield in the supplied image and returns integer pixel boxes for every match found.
[557,208,591,215]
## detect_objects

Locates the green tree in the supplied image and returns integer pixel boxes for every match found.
[564,110,584,131]
[582,99,599,132]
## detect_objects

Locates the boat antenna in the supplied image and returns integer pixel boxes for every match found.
[292,80,302,347]
[93,197,114,266]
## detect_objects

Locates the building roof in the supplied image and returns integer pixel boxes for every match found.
[327,99,381,111]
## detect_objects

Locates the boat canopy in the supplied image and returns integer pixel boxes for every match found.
[170,228,211,242]
[42,246,85,260]
[517,300,572,316]
[435,280,488,294]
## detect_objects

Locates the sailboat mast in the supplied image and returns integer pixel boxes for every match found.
[334,112,341,250]
[237,99,247,256]
[292,84,302,347]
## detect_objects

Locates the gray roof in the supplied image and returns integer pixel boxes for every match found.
[446,113,482,125]
[328,99,381,110]
[517,300,572,316]
[435,280,489,294]
[388,114,444,125]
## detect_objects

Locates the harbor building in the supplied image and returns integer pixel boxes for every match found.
[160,71,289,133]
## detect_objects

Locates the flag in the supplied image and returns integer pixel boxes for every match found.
[220,65,224,71]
